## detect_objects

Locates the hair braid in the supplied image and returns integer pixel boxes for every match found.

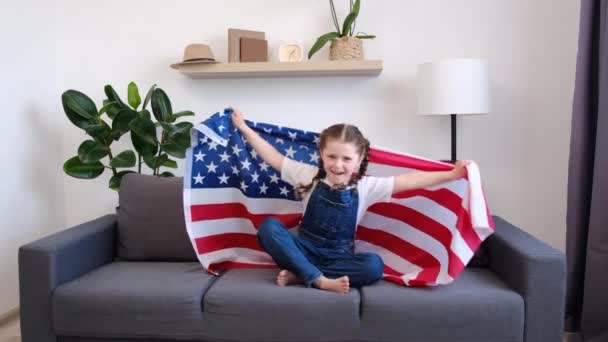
[348,137,370,188]
[297,159,326,197]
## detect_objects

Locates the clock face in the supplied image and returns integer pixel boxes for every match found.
[279,43,303,62]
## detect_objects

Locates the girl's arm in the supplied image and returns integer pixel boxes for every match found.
[392,160,469,194]
[231,107,284,172]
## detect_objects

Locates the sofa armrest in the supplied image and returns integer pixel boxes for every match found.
[486,216,566,342]
[18,214,116,342]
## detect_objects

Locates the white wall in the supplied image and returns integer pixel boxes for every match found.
[1,0,580,314]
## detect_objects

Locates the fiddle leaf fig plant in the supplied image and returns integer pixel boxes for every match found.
[308,0,376,59]
[62,82,194,191]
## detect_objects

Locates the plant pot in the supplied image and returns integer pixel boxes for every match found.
[329,36,364,61]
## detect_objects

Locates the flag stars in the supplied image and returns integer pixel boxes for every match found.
[313,136,320,145]
[217,124,226,132]
[219,151,231,163]
[240,181,249,192]
[218,173,230,184]
[193,173,205,185]
[279,186,289,196]
[208,141,219,151]
[232,144,243,156]
[240,159,252,170]
[206,161,218,173]
[275,138,284,144]
[269,173,280,184]
[259,182,269,194]
[251,171,260,183]
[249,149,258,159]
[285,146,297,158]
[194,150,206,162]
[309,151,320,163]
[263,127,272,134]
[259,161,270,172]
[231,165,239,175]
[288,131,297,141]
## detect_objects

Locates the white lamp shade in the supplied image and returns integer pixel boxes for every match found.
[416,59,490,115]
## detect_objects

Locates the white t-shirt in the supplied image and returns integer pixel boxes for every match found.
[281,158,395,225]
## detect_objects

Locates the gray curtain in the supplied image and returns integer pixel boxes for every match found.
[565,0,608,341]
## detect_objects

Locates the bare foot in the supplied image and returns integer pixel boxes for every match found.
[315,275,350,294]
[276,269,303,286]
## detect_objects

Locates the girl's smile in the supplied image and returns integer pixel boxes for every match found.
[321,139,362,186]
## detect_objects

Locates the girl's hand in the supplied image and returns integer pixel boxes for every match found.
[451,160,470,180]
[230,106,247,131]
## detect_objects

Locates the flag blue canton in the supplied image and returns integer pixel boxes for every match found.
[190,110,321,201]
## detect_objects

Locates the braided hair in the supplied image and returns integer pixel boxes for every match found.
[297,124,370,196]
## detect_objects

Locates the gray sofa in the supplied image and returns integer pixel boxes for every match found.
[19,174,566,342]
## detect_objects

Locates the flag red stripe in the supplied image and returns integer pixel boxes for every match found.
[195,233,264,254]
[191,203,302,229]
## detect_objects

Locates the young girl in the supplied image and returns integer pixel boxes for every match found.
[231,108,468,294]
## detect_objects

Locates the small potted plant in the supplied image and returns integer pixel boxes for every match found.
[308,0,376,61]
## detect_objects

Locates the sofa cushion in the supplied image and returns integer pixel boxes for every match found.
[200,268,361,341]
[117,174,196,261]
[359,268,524,342]
[53,262,215,339]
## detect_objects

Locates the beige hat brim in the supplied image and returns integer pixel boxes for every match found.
[170,59,220,69]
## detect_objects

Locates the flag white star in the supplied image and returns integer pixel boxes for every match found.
[219,151,231,163]
[259,182,269,194]
[285,146,297,158]
[251,171,260,183]
[231,165,239,175]
[240,181,249,192]
[249,149,258,159]
[218,124,225,132]
[218,173,230,184]
[309,151,320,163]
[193,173,205,184]
[263,128,272,134]
[279,186,289,196]
[240,159,252,170]
[275,138,284,144]
[259,161,270,172]
[288,131,297,141]
[194,150,206,162]
[269,173,279,183]
[208,141,219,151]
[232,144,243,156]
[199,137,208,144]
[313,136,320,144]
[206,161,218,173]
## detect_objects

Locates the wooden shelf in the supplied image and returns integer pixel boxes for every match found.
[173,60,383,79]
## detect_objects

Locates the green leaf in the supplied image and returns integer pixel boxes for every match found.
[99,101,122,120]
[110,150,136,168]
[163,158,178,168]
[62,90,98,129]
[341,0,360,36]
[151,88,172,122]
[158,171,175,177]
[104,85,128,109]
[355,34,376,39]
[130,116,158,156]
[111,109,137,140]
[84,121,112,144]
[77,140,110,163]
[109,170,136,191]
[171,111,195,121]
[143,153,169,169]
[160,141,186,158]
[308,32,341,59]
[63,156,104,179]
[142,84,157,110]
[139,109,152,120]
[127,82,141,110]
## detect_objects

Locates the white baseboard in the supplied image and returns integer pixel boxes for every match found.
[0,307,19,325]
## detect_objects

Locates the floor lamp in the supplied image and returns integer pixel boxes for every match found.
[416,59,490,162]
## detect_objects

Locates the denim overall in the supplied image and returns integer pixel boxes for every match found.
[258,181,384,288]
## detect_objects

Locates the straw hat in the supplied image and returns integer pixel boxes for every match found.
[170,44,219,69]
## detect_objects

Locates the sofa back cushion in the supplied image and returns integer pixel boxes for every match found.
[117,174,197,261]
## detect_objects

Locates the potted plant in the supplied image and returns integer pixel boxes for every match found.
[308,0,376,60]
[61,82,194,191]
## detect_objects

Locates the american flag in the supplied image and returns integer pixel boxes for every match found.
[183,109,494,286]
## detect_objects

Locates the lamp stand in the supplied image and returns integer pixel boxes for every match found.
[451,114,457,162]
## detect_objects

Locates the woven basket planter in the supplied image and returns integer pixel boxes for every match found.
[329,36,363,61]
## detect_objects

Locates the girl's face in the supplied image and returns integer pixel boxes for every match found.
[320,138,362,186]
